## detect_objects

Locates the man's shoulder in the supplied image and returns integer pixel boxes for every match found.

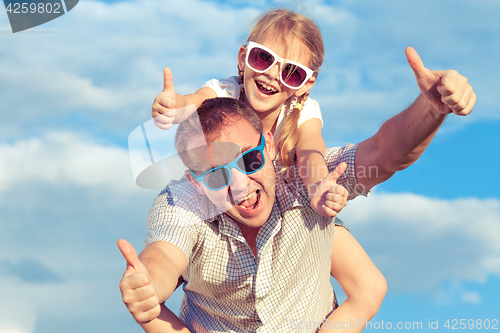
[273,143,359,173]
[149,179,202,220]
[324,143,359,164]
[145,179,222,248]
[154,179,199,206]
[275,142,365,201]
[149,179,223,224]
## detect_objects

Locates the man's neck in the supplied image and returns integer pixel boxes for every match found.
[237,223,261,257]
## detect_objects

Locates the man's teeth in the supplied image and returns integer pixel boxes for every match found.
[236,190,259,206]
[236,192,254,205]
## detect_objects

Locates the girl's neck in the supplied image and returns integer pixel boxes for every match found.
[258,108,282,134]
[240,92,285,134]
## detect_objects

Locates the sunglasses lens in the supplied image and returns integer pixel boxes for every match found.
[204,168,231,190]
[281,63,308,88]
[238,150,264,173]
[248,47,274,72]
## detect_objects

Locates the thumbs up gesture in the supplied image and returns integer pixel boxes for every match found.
[152,67,179,130]
[118,239,161,323]
[152,67,197,129]
[405,47,476,116]
[309,162,349,217]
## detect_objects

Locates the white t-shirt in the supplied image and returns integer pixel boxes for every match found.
[202,76,323,140]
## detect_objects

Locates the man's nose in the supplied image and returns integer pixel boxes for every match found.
[228,167,249,193]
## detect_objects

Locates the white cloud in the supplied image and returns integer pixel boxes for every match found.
[0,130,164,333]
[0,0,261,138]
[0,131,136,194]
[0,0,499,331]
[340,192,500,298]
[461,291,482,305]
[0,300,36,333]
[2,0,499,142]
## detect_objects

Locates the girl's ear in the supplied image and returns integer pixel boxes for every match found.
[237,45,246,73]
[294,76,316,97]
[263,131,276,161]
[185,170,205,195]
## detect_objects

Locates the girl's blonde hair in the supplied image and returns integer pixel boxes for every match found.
[243,8,325,171]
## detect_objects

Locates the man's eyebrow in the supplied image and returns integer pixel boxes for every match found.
[240,144,253,153]
[213,142,252,155]
[240,134,262,153]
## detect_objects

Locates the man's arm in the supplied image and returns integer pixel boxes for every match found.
[139,304,192,333]
[355,47,476,191]
[118,239,188,324]
[138,241,188,303]
[319,227,387,332]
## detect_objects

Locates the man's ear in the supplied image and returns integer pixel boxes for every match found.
[237,45,246,73]
[295,76,316,97]
[185,170,205,195]
[263,131,276,161]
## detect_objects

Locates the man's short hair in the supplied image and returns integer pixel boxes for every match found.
[175,97,264,171]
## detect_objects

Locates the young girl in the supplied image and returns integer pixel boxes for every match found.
[145,8,386,332]
[154,10,337,217]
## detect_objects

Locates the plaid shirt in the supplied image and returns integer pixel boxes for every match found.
[146,143,365,332]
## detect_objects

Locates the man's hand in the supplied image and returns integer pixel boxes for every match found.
[406,47,476,116]
[309,162,349,217]
[152,67,179,130]
[118,239,161,323]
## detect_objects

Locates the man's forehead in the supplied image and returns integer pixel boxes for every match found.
[185,123,261,172]
[187,141,242,171]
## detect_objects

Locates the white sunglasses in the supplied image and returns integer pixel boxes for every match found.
[244,41,315,89]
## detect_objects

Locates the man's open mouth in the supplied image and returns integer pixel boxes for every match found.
[235,189,261,210]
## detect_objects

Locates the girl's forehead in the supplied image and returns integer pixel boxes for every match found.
[255,33,312,63]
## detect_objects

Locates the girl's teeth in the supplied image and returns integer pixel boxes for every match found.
[257,82,277,93]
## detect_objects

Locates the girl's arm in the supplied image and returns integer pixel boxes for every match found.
[140,304,192,333]
[152,67,217,129]
[296,119,346,217]
[318,226,387,332]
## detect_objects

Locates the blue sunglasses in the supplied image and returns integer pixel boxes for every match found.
[189,133,266,191]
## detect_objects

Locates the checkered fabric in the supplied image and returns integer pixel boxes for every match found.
[146,143,365,332]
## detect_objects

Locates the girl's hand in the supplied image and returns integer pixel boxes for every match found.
[152,67,179,130]
[309,162,349,217]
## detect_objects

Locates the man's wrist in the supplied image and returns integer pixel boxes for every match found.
[419,93,449,119]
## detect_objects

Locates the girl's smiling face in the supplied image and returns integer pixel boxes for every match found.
[237,34,316,119]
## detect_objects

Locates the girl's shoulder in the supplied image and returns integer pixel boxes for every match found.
[301,96,320,111]
[202,76,240,99]
[295,96,322,126]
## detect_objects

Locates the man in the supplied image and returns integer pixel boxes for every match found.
[119,50,475,332]
[120,97,366,332]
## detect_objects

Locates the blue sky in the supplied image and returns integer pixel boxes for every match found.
[0,0,499,332]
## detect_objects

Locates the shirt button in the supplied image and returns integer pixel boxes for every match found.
[258,302,264,309]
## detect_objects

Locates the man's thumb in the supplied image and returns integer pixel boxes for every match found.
[405,47,428,79]
[117,239,144,273]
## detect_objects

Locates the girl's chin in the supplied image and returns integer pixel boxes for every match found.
[247,91,288,113]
